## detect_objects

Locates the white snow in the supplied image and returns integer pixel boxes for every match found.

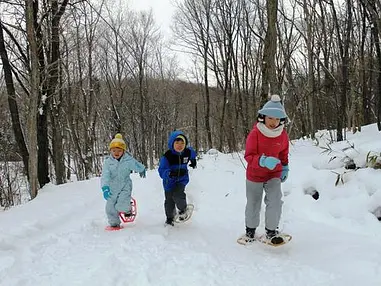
[1,124,381,286]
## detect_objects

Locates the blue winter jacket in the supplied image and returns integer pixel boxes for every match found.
[101,152,145,198]
[158,131,197,191]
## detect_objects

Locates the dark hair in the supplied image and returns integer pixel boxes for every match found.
[257,114,287,125]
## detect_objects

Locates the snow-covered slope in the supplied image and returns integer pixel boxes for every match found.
[1,125,381,286]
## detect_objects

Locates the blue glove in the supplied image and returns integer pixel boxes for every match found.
[280,165,289,182]
[102,186,111,200]
[139,169,146,178]
[259,155,281,170]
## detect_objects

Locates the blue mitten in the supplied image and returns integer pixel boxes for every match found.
[281,165,289,182]
[102,186,111,200]
[259,155,281,170]
[139,169,146,178]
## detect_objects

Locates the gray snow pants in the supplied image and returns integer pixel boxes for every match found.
[105,190,132,226]
[245,178,283,231]
[164,183,187,219]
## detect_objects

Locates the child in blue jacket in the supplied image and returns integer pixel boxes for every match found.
[158,131,197,226]
[101,134,146,228]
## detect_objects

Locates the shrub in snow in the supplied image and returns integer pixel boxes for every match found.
[318,141,359,169]
[331,170,355,186]
[366,152,381,170]
[313,139,381,186]
[0,162,27,209]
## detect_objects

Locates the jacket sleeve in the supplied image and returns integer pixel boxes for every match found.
[244,129,261,169]
[279,132,289,166]
[122,153,145,173]
[158,155,171,180]
[101,158,111,187]
[132,159,146,173]
[189,147,197,160]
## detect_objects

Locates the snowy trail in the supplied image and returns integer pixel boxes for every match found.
[1,138,381,285]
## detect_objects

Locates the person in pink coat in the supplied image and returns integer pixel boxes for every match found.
[243,94,289,245]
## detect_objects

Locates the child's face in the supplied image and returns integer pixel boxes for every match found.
[173,139,185,152]
[264,116,281,129]
[111,147,124,159]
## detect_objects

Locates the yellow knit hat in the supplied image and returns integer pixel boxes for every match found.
[109,133,126,151]
[175,135,186,143]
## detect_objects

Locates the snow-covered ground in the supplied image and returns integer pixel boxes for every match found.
[1,124,381,286]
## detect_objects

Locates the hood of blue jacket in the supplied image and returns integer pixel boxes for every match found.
[167,130,188,152]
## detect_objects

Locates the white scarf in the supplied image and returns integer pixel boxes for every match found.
[257,122,284,138]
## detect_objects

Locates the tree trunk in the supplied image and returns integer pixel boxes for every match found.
[359,4,371,127]
[48,0,68,184]
[37,113,50,187]
[367,0,381,130]
[138,62,147,166]
[203,49,213,149]
[261,0,279,104]
[33,0,50,187]
[0,20,29,177]
[194,103,199,153]
[25,0,39,198]
[331,0,352,141]
[304,0,315,138]
[51,92,66,184]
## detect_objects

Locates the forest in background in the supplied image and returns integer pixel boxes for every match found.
[0,0,380,207]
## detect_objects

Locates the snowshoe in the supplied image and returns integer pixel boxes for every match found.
[119,197,137,223]
[237,234,256,245]
[174,204,194,223]
[257,232,292,247]
[266,229,284,245]
[105,225,123,231]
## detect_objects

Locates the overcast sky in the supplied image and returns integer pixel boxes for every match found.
[129,0,175,40]
[128,0,196,81]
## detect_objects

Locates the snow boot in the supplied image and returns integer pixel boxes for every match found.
[178,209,189,221]
[237,227,256,245]
[265,228,284,245]
[165,217,174,226]
[244,227,256,243]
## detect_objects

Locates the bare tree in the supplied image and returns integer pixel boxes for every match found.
[25,0,39,198]
[303,0,316,138]
[63,1,103,180]
[364,0,381,130]
[173,0,214,149]
[127,10,159,166]
[48,0,70,184]
[0,19,29,177]
[99,3,132,134]
[208,0,242,151]
[261,0,279,103]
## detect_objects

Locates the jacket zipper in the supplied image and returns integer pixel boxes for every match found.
[177,155,181,178]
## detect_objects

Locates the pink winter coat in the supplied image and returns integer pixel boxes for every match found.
[244,123,289,183]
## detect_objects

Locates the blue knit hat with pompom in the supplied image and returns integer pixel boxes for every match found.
[258,94,287,119]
